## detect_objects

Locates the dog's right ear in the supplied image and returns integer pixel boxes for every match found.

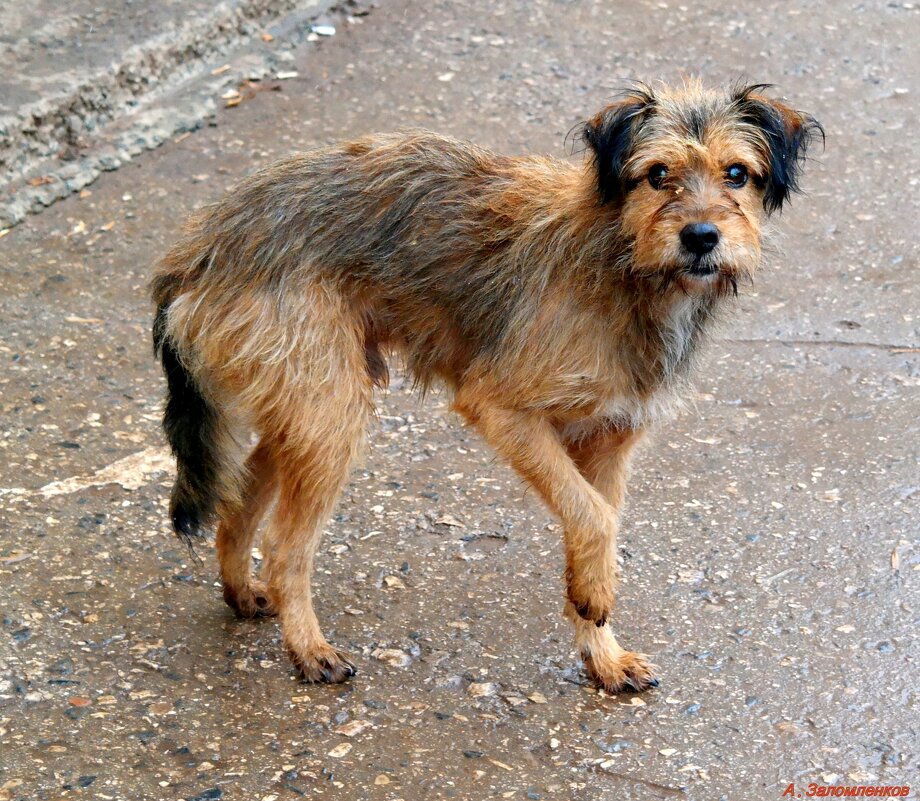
[580,89,654,204]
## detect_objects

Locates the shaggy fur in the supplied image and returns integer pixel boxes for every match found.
[151,79,820,692]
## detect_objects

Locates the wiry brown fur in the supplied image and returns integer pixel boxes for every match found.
[151,80,820,692]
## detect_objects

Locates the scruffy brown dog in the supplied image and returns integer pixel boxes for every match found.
[151,80,820,692]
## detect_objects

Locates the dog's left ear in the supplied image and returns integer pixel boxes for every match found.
[580,89,654,204]
[734,85,824,214]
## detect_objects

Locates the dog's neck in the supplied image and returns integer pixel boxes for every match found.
[615,279,723,398]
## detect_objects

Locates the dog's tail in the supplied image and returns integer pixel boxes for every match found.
[152,301,240,544]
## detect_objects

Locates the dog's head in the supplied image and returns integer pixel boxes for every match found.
[580,80,822,295]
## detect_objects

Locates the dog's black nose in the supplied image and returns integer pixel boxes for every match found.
[680,222,720,256]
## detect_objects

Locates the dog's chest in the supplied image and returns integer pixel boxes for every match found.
[560,386,681,441]
[559,296,701,439]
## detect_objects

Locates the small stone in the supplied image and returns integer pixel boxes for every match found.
[835,624,856,633]
[596,739,631,754]
[188,790,222,801]
[328,742,352,758]
[528,692,547,704]
[374,775,391,785]
[68,696,91,707]
[628,697,646,707]
[335,719,371,737]
[467,682,497,698]
[372,648,411,668]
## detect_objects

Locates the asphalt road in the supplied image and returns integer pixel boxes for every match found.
[1,1,918,799]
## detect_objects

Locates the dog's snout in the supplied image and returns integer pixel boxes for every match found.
[680,222,720,256]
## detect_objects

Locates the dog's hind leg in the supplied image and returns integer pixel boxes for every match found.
[254,288,373,683]
[216,440,278,618]
[264,434,364,682]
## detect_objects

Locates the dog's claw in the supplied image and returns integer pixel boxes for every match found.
[573,601,608,627]
[223,582,277,619]
[583,648,659,694]
[286,644,357,684]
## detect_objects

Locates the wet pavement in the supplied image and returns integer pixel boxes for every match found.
[1,0,919,799]
[0,0,340,227]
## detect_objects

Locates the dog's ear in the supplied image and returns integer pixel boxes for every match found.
[733,85,824,214]
[580,89,654,204]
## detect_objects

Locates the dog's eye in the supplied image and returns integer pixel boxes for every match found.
[726,164,748,188]
[647,164,668,190]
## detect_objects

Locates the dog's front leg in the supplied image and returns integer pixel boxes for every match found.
[453,399,618,626]
[564,428,658,692]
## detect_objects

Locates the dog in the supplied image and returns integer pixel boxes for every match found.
[151,79,820,692]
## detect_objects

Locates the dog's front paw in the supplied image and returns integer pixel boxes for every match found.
[583,648,659,693]
[565,572,615,627]
[223,581,277,619]
[285,641,357,684]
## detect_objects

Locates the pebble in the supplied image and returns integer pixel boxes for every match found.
[328,743,353,758]
[372,648,412,667]
[335,720,371,737]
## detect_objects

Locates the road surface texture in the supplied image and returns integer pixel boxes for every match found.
[0,0,339,228]
[1,1,919,800]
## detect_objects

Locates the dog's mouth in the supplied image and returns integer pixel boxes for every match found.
[684,262,719,277]
[680,258,720,280]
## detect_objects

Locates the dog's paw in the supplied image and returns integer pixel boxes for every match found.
[222,581,277,619]
[286,642,357,684]
[583,648,659,693]
[565,575,615,627]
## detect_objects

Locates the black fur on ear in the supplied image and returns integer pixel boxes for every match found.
[578,87,655,205]
[732,84,824,214]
